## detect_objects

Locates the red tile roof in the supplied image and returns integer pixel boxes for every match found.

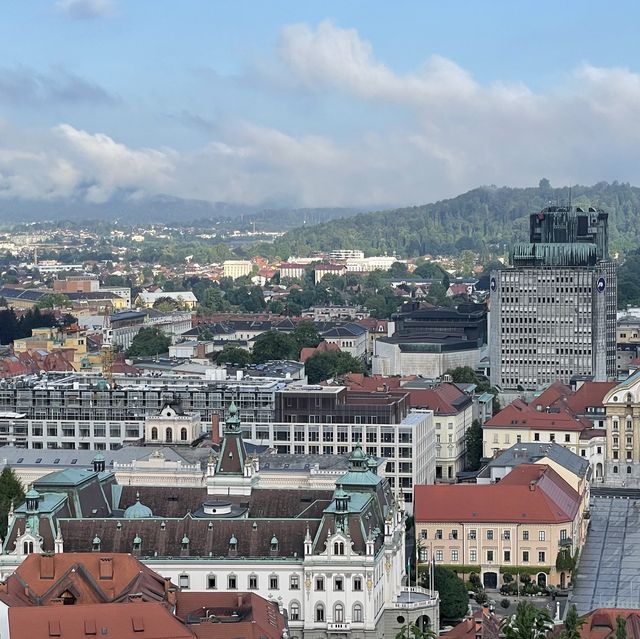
[485,399,587,431]
[565,381,618,414]
[9,602,192,639]
[578,609,640,639]
[299,340,341,362]
[414,463,580,523]
[406,382,471,415]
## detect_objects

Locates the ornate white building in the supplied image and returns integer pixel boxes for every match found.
[0,407,439,639]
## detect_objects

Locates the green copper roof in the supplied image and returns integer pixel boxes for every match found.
[325,491,370,514]
[124,493,153,519]
[511,242,598,267]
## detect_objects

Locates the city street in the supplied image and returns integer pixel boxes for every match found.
[573,496,640,613]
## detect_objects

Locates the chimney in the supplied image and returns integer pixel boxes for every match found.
[237,594,243,608]
[40,554,55,579]
[167,587,177,606]
[99,557,113,580]
[211,415,221,445]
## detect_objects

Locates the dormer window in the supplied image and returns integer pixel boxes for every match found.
[92,536,101,551]
[333,541,345,555]
[229,534,238,556]
[133,535,142,551]
[270,535,279,554]
[181,535,189,551]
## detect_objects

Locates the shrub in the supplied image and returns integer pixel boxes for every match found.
[501,599,511,609]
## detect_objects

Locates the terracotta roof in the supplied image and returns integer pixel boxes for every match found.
[565,381,618,414]
[175,592,286,639]
[405,382,472,415]
[485,400,587,431]
[9,602,192,639]
[531,381,573,411]
[579,609,640,639]
[0,553,169,606]
[299,340,341,362]
[580,428,606,440]
[414,463,580,524]
[443,608,500,639]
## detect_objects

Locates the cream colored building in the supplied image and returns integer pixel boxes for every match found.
[145,401,203,445]
[223,260,252,280]
[414,463,586,590]
[603,370,640,485]
[483,399,584,459]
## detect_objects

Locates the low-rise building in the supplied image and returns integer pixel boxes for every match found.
[414,463,586,590]
[223,260,253,280]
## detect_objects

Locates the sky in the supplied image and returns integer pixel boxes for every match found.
[2,0,640,209]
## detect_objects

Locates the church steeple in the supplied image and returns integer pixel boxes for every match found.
[215,401,248,475]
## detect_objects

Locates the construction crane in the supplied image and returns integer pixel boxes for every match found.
[101,304,115,388]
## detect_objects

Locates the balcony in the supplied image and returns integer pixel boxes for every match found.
[394,586,439,610]
[328,623,350,632]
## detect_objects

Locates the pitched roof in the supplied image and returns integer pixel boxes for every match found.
[578,609,640,639]
[8,602,192,639]
[405,382,472,415]
[414,463,580,523]
[485,399,587,431]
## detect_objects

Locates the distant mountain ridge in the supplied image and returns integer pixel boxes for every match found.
[0,192,367,229]
[265,181,640,258]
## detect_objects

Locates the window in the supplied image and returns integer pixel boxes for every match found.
[180,427,188,441]
[269,575,278,590]
[290,574,300,590]
[450,530,458,540]
[334,577,343,591]
[316,604,325,622]
[435,550,443,562]
[334,603,344,623]
[565,434,571,442]
[420,530,428,540]
[469,529,477,540]
[470,549,477,562]
[538,531,545,541]
[290,601,300,621]
[523,551,530,562]
[486,530,494,540]
[534,433,540,441]
[538,551,546,563]
[435,529,443,540]
[487,550,494,562]
[353,603,363,623]
[228,575,237,589]
[503,530,510,540]
[315,576,325,591]
[523,530,529,541]
[179,574,189,589]
[353,576,363,591]
[504,550,511,562]
[207,574,216,589]
[249,575,258,590]
[333,542,345,555]
[560,529,567,541]
[451,550,459,562]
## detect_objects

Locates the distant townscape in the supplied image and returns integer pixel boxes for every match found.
[0,186,639,639]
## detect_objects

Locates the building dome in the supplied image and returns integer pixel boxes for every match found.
[124,492,153,519]
[349,446,366,461]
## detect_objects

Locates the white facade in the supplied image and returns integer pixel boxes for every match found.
[238,410,436,508]
[434,402,474,482]
[372,339,481,377]
[145,403,203,445]
[223,260,253,280]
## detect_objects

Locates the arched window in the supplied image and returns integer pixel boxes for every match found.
[180,427,188,441]
[290,601,301,621]
[614,466,619,474]
[333,541,344,555]
[23,541,33,555]
[151,427,158,440]
[315,604,325,622]
[334,603,344,623]
[353,603,363,623]
[165,427,172,442]
[613,419,619,431]
[628,466,632,474]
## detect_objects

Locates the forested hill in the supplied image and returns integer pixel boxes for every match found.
[262,181,640,259]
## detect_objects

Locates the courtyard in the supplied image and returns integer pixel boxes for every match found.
[572,496,640,614]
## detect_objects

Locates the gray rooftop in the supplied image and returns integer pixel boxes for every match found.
[478,441,589,479]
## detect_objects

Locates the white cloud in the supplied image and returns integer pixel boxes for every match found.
[55,0,114,20]
[4,21,640,207]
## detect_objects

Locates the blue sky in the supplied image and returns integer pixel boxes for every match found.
[1,0,640,208]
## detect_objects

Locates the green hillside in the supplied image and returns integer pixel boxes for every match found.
[259,181,640,259]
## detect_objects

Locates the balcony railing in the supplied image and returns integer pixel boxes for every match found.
[328,623,350,632]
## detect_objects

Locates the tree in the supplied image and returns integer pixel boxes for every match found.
[465,419,483,471]
[153,296,183,312]
[36,293,70,309]
[293,320,321,349]
[414,261,446,279]
[0,467,25,539]
[306,351,366,384]
[126,327,171,357]
[500,601,553,639]
[388,262,409,278]
[616,616,627,639]
[252,331,300,363]
[433,565,469,620]
[447,366,479,384]
[216,346,251,367]
[560,605,584,639]
[395,623,437,639]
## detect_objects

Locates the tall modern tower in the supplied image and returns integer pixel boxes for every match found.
[490,206,617,392]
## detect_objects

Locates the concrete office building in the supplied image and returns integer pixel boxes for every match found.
[490,206,617,392]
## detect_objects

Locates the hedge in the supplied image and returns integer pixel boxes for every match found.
[500,566,552,576]
[418,564,481,574]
